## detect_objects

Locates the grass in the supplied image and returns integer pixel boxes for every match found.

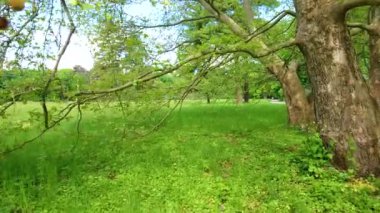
[0,101,379,212]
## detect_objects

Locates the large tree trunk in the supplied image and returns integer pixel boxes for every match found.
[295,0,380,176]
[369,7,380,107]
[268,61,314,127]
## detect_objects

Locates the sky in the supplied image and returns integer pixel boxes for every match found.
[46,1,171,70]
[45,33,94,70]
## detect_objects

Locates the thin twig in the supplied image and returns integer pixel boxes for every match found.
[70,100,82,153]
[246,10,295,43]
[0,89,39,116]
[1,94,104,157]
[142,54,232,136]
[41,0,76,129]
[133,16,215,28]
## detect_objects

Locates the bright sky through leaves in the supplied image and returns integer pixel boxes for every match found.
[47,1,176,70]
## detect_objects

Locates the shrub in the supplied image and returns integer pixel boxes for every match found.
[292,133,333,178]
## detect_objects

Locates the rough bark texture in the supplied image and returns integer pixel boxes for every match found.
[369,7,380,107]
[268,62,314,126]
[295,0,380,176]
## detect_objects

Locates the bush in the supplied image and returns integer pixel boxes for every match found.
[292,133,333,178]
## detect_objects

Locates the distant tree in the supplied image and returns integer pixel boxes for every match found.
[73,65,88,74]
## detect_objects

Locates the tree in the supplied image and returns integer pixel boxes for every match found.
[90,19,150,91]
[180,0,380,176]
[368,6,380,106]
[180,0,314,125]
[196,66,233,104]
[294,0,380,176]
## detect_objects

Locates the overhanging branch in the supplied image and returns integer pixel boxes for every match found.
[215,39,297,59]
[347,22,373,32]
[339,0,380,13]
[75,51,215,96]
[41,0,76,129]
[198,0,249,38]
[246,10,296,43]
[134,16,215,29]
[0,94,105,157]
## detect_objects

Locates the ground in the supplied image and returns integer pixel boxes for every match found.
[0,101,379,212]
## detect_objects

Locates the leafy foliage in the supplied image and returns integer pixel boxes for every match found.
[291,133,333,178]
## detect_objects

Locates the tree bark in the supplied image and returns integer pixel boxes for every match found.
[295,0,380,176]
[268,61,314,127]
[243,74,250,103]
[235,85,243,105]
[369,6,380,107]
[242,0,255,32]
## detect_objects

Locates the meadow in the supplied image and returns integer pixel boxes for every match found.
[0,101,379,212]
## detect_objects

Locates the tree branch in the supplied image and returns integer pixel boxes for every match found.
[0,89,39,116]
[0,94,105,157]
[0,11,39,68]
[145,54,233,135]
[75,45,251,97]
[198,0,249,38]
[134,16,215,29]
[347,22,373,31]
[213,39,297,59]
[147,64,209,134]
[243,0,255,32]
[60,0,75,29]
[339,0,380,13]
[255,39,298,58]
[246,10,296,43]
[41,0,76,129]
[75,51,215,96]
[196,0,290,67]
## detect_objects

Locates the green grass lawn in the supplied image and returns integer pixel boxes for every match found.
[0,101,379,212]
